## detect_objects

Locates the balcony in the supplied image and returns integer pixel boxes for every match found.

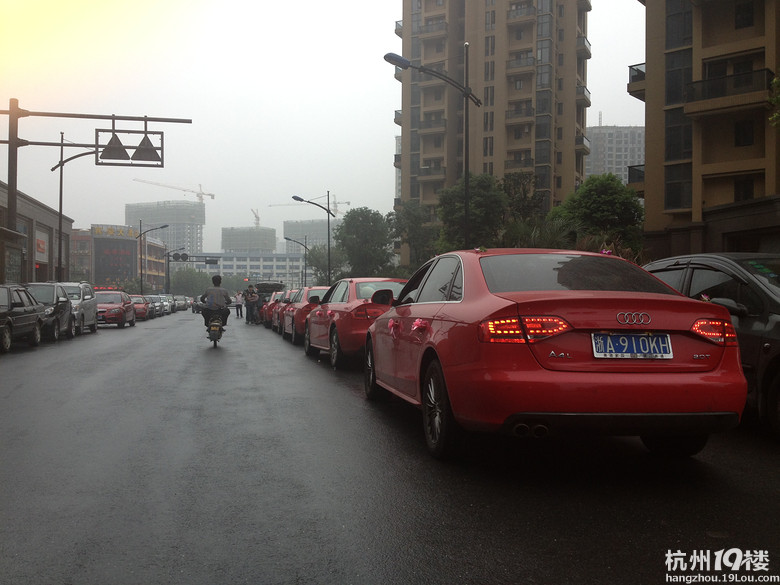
[684,69,774,117]
[394,154,401,169]
[576,36,591,59]
[627,165,645,184]
[395,110,402,126]
[419,118,447,135]
[507,4,536,24]
[505,106,535,126]
[507,56,535,75]
[505,158,534,171]
[395,20,402,38]
[578,0,592,11]
[576,85,591,106]
[575,134,591,154]
[418,166,446,181]
[627,63,646,102]
[418,20,448,40]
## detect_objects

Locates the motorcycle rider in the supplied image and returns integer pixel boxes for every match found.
[200,275,232,328]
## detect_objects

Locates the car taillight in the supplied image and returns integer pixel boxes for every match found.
[353,305,386,320]
[521,316,572,342]
[479,317,526,343]
[691,319,738,346]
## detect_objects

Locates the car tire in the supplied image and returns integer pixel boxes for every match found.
[329,327,345,370]
[75,315,84,336]
[129,314,136,327]
[303,323,319,357]
[764,372,780,435]
[364,338,387,401]
[421,359,461,459]
[0,325,11,353]
[89,318,98,333]
[50,319,60,342]
[65,317,75,339]
[640,434,709,457]
[118,315,125,328]
[291,326,301,346]
[28,322,41,347]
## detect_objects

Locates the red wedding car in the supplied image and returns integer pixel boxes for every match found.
[364,249,747,459]
[282,286,329,345]
[96,291,136,328]
[304,277,407,369]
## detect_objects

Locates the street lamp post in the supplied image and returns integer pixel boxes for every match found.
[284,236,309,287]
[292,192,335,285]
[136,221,168,295]
[385,46,482,249]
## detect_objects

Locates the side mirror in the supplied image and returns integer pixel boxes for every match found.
[57,296,68,304]
[710,297,749,318]
[370,289,395,306]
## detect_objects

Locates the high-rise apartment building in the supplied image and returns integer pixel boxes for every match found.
[630,0,780,256]
[125,200,206,254]
[393,0,591,261]
[585,125,645,184]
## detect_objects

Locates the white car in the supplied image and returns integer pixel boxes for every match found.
[61,281,99,335]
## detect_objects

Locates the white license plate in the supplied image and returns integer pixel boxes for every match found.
[591,333,673,359]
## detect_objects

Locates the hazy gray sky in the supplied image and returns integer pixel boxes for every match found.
[1,0,645,251]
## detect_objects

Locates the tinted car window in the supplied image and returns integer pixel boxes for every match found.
[649,267,686,292]
[689,267,763,314]
[737,257,780,297]
[397,259,436,304]
[99,293,123,303]
[0,287,8,308]
[26,284,55,304]
[417,257,461,303]
[481,254,676,294]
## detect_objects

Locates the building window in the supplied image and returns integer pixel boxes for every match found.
[666,0,692,49]
[514,78,524,90]
[485,10,496,31]
[484,60,495,82]
[665,49,692,105]
[735,120,754,147]
[665,107,692,161]
[735,1,754,28]
[664,163,692,209]
[485,35,495,57]
[483,136,494,157]
[734,176,754,201]
[483,111,494,132]
[483,86,494,106]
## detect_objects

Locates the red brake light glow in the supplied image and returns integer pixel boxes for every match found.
[479,315,572,344]
[521,316,572,342]
[691,319,738,346]
[480,317,525,343]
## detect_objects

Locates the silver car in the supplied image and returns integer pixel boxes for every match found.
[61,281,99,335]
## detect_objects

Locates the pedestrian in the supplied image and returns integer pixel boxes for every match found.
[235,290,244,318]
[245,285,259,324]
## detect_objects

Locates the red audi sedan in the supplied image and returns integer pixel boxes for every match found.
[283,286,329,345]
[364,249,747,459]
[304,277,407,369]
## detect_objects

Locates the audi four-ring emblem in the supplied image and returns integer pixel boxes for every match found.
[616,311,651,325]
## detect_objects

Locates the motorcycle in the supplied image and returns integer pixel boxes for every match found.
[207,315,224,347]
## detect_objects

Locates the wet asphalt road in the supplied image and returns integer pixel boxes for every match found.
[1,311,779,585]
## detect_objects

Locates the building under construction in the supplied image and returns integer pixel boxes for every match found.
[221,226,276,254]
[125,200,205,254]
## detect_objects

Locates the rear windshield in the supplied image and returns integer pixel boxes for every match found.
[356,281,406,300]
[481,253,676,294]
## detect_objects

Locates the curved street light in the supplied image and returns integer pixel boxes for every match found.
[385,46,482,249]
[284,236,309,287]
[292,192,335,285]
[136,222,168,295]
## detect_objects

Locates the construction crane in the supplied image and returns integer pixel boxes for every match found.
[268,193,351,216]
[251,209,260,228]
[133,179,216,204]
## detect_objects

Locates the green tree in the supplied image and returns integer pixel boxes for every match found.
[500,171,545,222]
[552,173,644,252]
[389,200,439,267]
[333,207,394,276]
[171,267,212,296]
[437,173,508,251]
[771,77,780,126]
[306,244,349,286]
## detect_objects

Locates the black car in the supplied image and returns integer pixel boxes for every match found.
[0,283,45,352]
[644,253,780,432]
[24,282,75,341]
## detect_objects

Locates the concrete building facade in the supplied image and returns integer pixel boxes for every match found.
[393,0,592,262]
[584,125,646,184]
[125,200,206,255]
[630,0,780,257]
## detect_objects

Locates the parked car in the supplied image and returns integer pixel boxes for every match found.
[643,252,780,433]
[283,286,330,345]
[61,281,98,335]
[261,291,284,327]
[147,294,164,317]
[0,283,45,352]
[272,289,299,334]
[130,295,153,320]
[174,295,187,311]
[304,277,407,368]
[96,291,136,328]
[164,294,177,313]
[364,248,747,459]
[24,282,75,341]
[160,295,172,315]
